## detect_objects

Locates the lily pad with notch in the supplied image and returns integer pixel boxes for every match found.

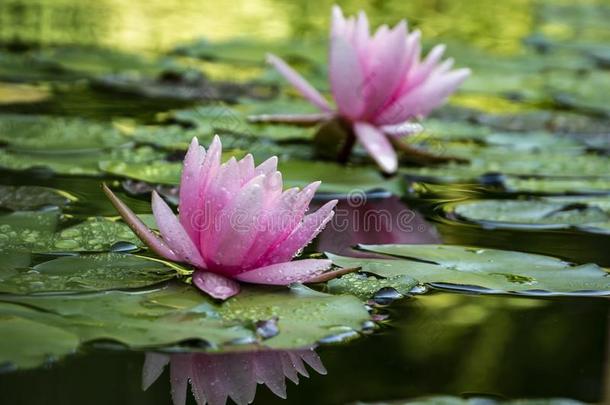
[329,244,610,297]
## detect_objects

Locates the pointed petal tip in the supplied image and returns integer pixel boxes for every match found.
[193,271,240,300]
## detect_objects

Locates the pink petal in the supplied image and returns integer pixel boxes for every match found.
[353,122,398,173]
[152,191,206,269]
[329,36,366,120]
[262,200,337,265]
[382,68,471,123]
[142,353,169,391]
[102,184,181,262]
[192,271,240,300]
[253,351,287,398]
[207,175,265,269]
[250,183,325,267]
[170,355,191,405]
[381,121,424,138]
[266,53,332,113]
[353,11,370,52]
[331,5,346,38]
[179,138,206,244]
[405,44,446,91]
[255,156,278,176]
[238,154,255,184]
[363,20,408,118]
[235,259,333,285]
[299,349,327,375]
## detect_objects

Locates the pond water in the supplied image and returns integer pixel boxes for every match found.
[0,0,609,404]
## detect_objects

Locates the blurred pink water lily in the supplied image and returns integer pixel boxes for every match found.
[257,5,470,173]
[103,136,339,300]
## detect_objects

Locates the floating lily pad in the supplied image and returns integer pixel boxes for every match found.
[32,46,164,77]
[0,283,252,350]
[330,244,610,296]
[168,103,316,142]
[0,82,51,105]
[0,210,144,253]
[503,177,610,194]
[0,185,70,211]
[0,114,128,152]
[100,159,181,185]
[0,253,176,294]
[0,210,59,252]
[0,304,79,370]
[326,273,418,300]
[0,282,370,370]
[281,160,403,195]
[356,395,584,405]
[218,284,370,348]
[51,217,142,252]
[451,197,610,233]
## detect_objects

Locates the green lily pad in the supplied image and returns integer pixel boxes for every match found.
[0,282,370,369]
[0,253,176,295]
[0,185,70,211]
[0,114,128,152]
[51,217,142,252]
[451,196,610,233]
[355,395,584,405]
[0,303,79,370]
[0,210,59,252]
[329,244,610,296]
[326,273,418,300]
[280,160,403,195]
[100,159,182,185]
[0,211,144,253]
[0,283,252,350]
[32,46,164,77]
[502,177,610,194]
[0,82,51,105]
[168,103,316,142]
[218,284,370,348]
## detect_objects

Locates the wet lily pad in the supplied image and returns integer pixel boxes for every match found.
[217,284,370,349]
[451,196,610,233]
[0,282,370,370]
[0,304,79,370]
[326,273,418,301]
[329,244,610,296]
[0,210,59,252]
[0,283,252,350]
[0,253,176,294]
[0,185,70,211]
[0,211,144,253]
[51,217,142,252]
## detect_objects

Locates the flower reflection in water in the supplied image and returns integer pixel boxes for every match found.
[142,347,326,405]
[316,194,441,256]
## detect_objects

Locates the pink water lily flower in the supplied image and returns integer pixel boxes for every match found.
[103,135,338,300]
[258,5,470,173]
